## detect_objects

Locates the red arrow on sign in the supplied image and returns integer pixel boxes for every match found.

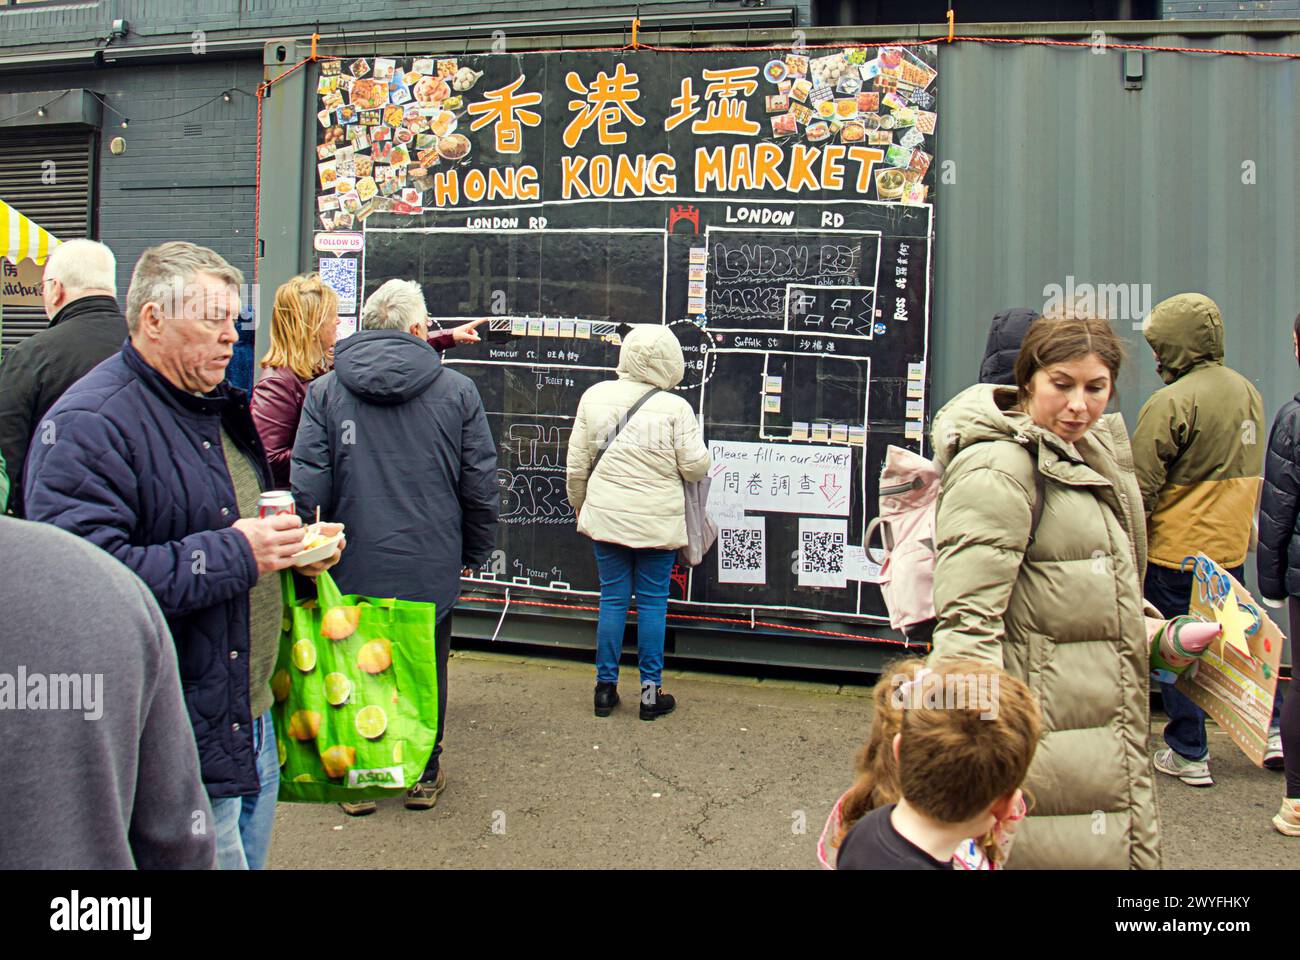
[820,474,841,501]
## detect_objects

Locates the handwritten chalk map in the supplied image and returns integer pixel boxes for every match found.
[323,44,937,622]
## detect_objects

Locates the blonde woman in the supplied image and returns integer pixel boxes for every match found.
[252,274,340,487]
[253,274,488,486]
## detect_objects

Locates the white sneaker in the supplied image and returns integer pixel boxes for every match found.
[1154,747,1214,787]
[1274,798,1300,837]
[1263,730,1284,771]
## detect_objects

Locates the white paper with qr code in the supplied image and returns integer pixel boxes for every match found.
[798,517,847,588]
[318,256,359,315]
[718,516,767,585]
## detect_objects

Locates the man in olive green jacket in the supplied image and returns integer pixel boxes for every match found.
[1133,293,1265,787]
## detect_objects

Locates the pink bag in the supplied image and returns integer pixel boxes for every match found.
[864,446,941,631]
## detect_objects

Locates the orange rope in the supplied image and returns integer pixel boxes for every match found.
[458,593,918,646]
[253,83,263,287]
[631,37,1300,58]
[253,53,330,283]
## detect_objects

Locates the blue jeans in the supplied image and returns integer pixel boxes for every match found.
[211,709,279,870]
[1145,563,1283,760]
[593,542,677,687]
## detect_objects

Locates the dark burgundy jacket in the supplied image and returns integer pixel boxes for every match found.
[251,366,313,488]
[252,331,456,487]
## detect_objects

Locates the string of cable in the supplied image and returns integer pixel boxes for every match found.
[86,87,255,126]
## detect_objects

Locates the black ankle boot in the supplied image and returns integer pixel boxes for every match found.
[639,684,676,721]
[594,682,620,717]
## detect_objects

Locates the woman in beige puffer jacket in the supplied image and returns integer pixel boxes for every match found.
[566,325,710,720]
[929,315,1161,869]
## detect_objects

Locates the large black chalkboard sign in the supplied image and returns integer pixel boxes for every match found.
[312,44,938,625]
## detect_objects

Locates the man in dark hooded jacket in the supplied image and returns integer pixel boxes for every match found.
[978,307,1039,385]
[291,277,498,815]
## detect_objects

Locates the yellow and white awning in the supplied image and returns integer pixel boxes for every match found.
[1,198,61,265]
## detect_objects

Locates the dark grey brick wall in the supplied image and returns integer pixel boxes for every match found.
[0,0,812,51]
[1162,0,1300,16]
[0,59,262,296]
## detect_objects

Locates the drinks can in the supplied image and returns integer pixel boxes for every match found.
[258,490,295,519]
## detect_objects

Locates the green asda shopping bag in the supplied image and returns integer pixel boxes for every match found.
[272,570,439,803]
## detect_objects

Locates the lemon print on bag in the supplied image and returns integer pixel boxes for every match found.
[355,705,387,739]
[357,637,392,674]
[291,639,317,672]
[271,669,291,703]
[324,672,352,706]
[287,710,321,741]
[392,742,404,764]
[277,738,287,767]
[321,605,361,640]
[320,745,356,780]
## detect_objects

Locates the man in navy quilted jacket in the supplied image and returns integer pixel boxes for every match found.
[25,242,343,870]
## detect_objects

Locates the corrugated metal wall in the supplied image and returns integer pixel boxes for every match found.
[928,27,1299,653]
[932,32,1300,421]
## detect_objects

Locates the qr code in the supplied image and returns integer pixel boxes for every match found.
[318,257,358,314]
[721,528,764,572]
[800,530,844,573]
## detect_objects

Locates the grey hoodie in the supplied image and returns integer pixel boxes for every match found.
[0,516,216,869]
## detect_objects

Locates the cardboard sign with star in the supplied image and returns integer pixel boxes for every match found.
[1179,553,1283,767]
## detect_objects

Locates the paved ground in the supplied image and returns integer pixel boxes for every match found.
[268,649,1294,869]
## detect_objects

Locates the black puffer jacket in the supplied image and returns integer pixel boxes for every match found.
[0,295,127,517]
[1257,393,1300,599]
[978,307,1039,385]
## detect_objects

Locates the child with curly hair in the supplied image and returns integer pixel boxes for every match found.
[821,658,1042,870]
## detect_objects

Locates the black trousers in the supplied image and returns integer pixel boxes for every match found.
[1285,599,1300,799]
[421,615,451,783]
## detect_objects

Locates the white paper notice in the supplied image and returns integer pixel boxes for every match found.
[718,516,766,584]
[706,466,746,528]
[709,440,851,516]
[335,315,358,341]
[844,544,884,582]
[798,517,847,588]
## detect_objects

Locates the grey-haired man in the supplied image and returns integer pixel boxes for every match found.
[0,238,126,517]
[26,241,343,868]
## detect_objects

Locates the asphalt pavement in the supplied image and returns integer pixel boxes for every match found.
[267,648,1295,869]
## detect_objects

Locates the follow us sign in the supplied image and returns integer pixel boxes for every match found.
[313,232,364,256]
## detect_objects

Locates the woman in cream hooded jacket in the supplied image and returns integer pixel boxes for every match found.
[566,324,710,714]
[929,383,1161,870]
[566,325,710,549]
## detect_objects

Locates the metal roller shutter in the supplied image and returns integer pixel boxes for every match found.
[0,130,95,351]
